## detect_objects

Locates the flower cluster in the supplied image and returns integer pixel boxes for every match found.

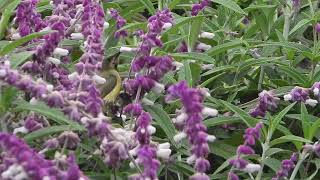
[109,8,128,38]
[191,0,210,16]
[272,153,298,180]
[303,142,320,157]
[249,90,279,117]
[121,9,175,179]
[166,81,217,179]
[229,123,263,179]
[283,86,318,107]
[0,133,86,180]
[15,0,46,37]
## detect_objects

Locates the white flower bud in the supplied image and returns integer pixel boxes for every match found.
[202,107,218,117]
[172,61,184,70]
[152,82,165,94]
[29,98,38,105]
[313,88,319,96]
[147,125,156,134]
[199,32,215,39]
[283,94,292,101]
[53,48,69,56]
[71,33,84,40]
[174,132,187,142]
[120,47,137,53]
[305,99,318,107]
[197,43,212,51]
[243,163,261,173]
[140,128,146,134]
[92,74,106,84]
[158,142,170,149]
[156,149,171,159]
[202,64,214,70]
[40,27,51,32]
[0,69,7,77]
[176,113,187,123]
[46,85,54,92]
[4,61,10,67]
[11,33,21,40]
[104,22,110,29]
[68,72,78,80]
[162,23,172,30]
[186,155,196,164]
[47,57,61,65]
[13,127,29,134]
[207,135,216,142]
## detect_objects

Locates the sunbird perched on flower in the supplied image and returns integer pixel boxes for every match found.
[98,52,122,104]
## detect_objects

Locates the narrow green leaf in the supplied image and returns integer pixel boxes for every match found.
[0,30,54,55]
[9,51,35,69]
[278,66,309,86]
[24,125,85,141]
[219,100,259,127]
[0,0,21,39]
[270,103,296,134]
[308,118,320,140]
[188,16,204,51]
[202,65,235,76]
[169,52,215,63]
[289,19,311,36]
[211,0,246,15]
[15,100,84,130]
[204,116,241,127]
[163,16,205,36]
[139,0,156,14]
[145,105,178,148]
[169,0,182,9]
[264,158,281,172]
[300,103,310,139]
[270,135,312,148]
[207,40,244,56]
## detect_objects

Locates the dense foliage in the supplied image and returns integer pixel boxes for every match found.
[0,0,320,179]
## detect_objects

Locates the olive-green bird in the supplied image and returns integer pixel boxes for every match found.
[98,52,122,107]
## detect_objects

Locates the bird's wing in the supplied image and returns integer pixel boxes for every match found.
[98,73,117,99]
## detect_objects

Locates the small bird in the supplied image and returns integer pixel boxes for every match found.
[98,52,122,117]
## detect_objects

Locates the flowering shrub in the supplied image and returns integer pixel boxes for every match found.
[0,0,320,179]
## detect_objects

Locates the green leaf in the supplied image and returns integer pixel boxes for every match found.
[0,0,21,39]
[204,116,241,127]
[178,61,192,87]
[300,103,310,139]
[169,52,215,63]
[15,100,84,130]
[257,41,312,53]
[308,118,320,140]
[211,0,246,15]
[0,30,54,56]
[188,16,203,51]
[145,104,178,148]
[9,51,35,69]
[202,65,235,76]
[265,148,287,157]
[264,158,281,172]
[289,19,311,36]
[278,65,309,86]
[219,100,259,127]
[139,0,156,14]
[0,87,17,113]
[270,103,296,134]
[270,135,312,148]
[163,16,205,36]
[24,125,85,142]
[207,40,244,56]
[169,0,182,9]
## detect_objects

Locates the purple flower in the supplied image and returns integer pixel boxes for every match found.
[167,81,217,176]
[191,0,210,16]
[228,172,239,180]
[229,123,262,176]
[0,133,87,179]
[177,41,188,52]
[109,8,128,38]
[57,131,80,149]
[284,87,318,107]
[316,23,320,33]
[272,153,298,180]
[249,90,279,117]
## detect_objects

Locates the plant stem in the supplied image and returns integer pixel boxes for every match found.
[255,131,271,180]
[289,151,308,180]
[283,11,290,41]
[303,153,313,179]
[258,66,264,91]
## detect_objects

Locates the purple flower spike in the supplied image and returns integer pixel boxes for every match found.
[272,153,298,180]
[284,86,318,107]
[249,90,279,117]
[109,8,128,38]
[167,81,217,177]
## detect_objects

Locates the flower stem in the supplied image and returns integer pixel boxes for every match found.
[255,131,271,180]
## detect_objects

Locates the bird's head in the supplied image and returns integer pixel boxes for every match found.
[102,52,121,70]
